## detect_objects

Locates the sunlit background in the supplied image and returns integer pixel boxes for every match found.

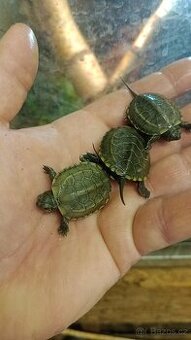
[0,0,190,127]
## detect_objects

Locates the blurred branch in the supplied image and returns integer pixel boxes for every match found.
[62,328,132,339]
[109,49,139,86]
[109,0,172,86]
[22,0,107,100]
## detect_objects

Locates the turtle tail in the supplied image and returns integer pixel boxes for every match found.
[118,177,126,206]
[121,78,138,97]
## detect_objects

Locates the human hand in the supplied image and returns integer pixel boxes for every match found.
[1,24,191,339]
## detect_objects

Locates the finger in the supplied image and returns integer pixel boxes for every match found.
[133,189,191,255]
[0,23,38,124]
[86,58,191,128]
[147,145,191,197]
[133,57,191,97]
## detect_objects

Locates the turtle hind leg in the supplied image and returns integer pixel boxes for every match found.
[58,216,69,237]
[137,181,150,199]
[180,122,191,132]
[43,165,57,181]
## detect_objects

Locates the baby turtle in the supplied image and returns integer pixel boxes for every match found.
[122,79,191,147]
[81,126,150,204]
[36,162,111,236]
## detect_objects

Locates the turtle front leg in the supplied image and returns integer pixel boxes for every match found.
[43,165,57,181]
[58,216,69,237]
[137,181,150,199]
[180,122,191,132]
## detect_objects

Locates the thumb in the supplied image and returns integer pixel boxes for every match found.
[0,23,38,125]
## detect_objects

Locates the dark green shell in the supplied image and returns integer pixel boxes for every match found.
[99,126,150,181]
[51,162,111,219]
[127,93,181,135]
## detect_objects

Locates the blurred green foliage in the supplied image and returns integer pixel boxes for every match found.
[11,71,84,128]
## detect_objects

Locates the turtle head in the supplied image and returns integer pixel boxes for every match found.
[163,125,181,141]
[36,190,58,212]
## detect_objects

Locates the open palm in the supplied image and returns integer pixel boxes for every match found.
[1,24,191,339]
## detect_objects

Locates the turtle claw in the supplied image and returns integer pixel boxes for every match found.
[137,181,150,199]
